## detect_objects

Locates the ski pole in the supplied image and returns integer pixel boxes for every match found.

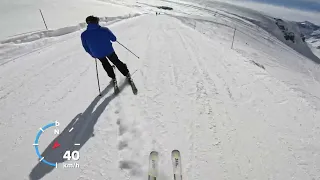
[116,41,140,59]
[94,58,102,96]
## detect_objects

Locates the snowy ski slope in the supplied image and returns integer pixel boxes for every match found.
[0,0,320,180]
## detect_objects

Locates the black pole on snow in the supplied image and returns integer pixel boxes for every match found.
[116,41,140,59]
[95,58,102,96]
[39,9,48,30]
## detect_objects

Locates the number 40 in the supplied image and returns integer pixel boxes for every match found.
[63,150,80,161]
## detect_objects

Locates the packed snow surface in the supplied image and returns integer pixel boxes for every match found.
[0,0,319,180]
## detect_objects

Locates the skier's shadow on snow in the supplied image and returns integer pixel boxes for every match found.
[29,80,129,180]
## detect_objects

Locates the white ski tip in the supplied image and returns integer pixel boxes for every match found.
[148,151,159,178]
[150,151,159,156]
[172,150,180,156]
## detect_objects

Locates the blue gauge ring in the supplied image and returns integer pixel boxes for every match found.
[34,122,57,167]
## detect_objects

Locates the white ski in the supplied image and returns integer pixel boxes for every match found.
[171,150,182,180]
[148,151,159,180]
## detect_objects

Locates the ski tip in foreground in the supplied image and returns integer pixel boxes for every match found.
[172,150,181,163]
[150,151,159,156]
[148,151,159,179]
[172,150,180,155]
[172,150,182,180]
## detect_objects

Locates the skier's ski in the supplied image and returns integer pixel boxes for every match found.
[171,150,182,180]
[128,79,138,95]
[114,85,119,94]
[148,151,159,180]
[112,79,120,94]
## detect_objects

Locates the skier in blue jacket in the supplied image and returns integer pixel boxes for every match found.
[81,16,132,86]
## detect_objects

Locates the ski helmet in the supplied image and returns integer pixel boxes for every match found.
[86,16,99,24]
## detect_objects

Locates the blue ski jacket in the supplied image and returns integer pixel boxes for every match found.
[81,23,117,58]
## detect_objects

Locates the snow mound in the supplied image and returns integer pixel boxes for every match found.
[0,13,141,65]
[1,25,86,44]
[1,13,141,45]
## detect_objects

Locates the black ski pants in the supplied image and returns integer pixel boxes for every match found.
[98,52,129,79]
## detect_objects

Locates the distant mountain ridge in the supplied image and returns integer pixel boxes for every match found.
[297,21,320,52]
[297,21,320,38]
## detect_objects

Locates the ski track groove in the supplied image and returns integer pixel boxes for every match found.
[108,78,137,178]
[0,51,91,130]
[176,20,241,179]
[52,65,91,104]
[0,49,76,100]
[3,55,72,103]
[0,34,78,67]
[130,16,199,179]
[175,25,230,179]
[168,25,198,179]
